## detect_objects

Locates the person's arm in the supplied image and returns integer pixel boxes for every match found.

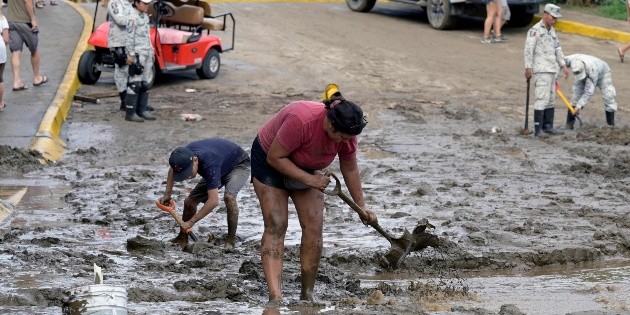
[574,78,596,110]
[108,0,129,27]
[181,188,220,230]
[160,168,176,203]
[24,0,37,30]
[339,158,377,226]
[266,137,329,190]
[2,28,9,44]
[524,31,536,79]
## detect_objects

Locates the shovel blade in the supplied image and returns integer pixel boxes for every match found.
[383,228,415,269]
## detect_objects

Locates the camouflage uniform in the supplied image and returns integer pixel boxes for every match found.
[524,19,567,111]
[122,5,156,122]
[565,54,617,127]
[107,0,133,94]
[524,7,567,137]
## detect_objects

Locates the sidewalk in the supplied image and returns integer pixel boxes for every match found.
[0,2,626,162]
[0,0,90,161]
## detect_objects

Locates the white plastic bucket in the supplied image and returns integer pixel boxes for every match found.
[64,284,128,315]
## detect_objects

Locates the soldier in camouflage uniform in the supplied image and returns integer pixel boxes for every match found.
[565,54,617,128]
[107,0,134,111]
[122,0,156,122]
[524,3,570,137]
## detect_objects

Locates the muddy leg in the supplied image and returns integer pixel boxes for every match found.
[254,179,289,303]
[224,193,239,250]
[170,197,198,248]
[294,189,324,302]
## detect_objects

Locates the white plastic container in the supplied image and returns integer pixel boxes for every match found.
[63,284,128,315]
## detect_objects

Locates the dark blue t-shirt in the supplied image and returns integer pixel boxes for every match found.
[186,138,247,190]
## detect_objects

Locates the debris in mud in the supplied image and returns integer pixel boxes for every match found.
[0,145,45,175]
[126,235,166,254]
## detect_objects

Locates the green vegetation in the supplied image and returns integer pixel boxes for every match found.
[558,0,628,20]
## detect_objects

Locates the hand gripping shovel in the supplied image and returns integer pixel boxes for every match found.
[555,82,584,128]
[155,199,199,242]
[324,173,417,269]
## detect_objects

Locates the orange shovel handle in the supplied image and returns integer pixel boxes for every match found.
[155,199,197,240]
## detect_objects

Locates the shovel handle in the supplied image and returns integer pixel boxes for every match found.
[324,173,394,241]
[155,199,198,242]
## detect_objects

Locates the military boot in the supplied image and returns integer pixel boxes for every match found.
[542,108,564,135]
[136,91,156,121]
[606,111,615,126]
[565,109,576,130]
[533,110,543,138]
[119,91,126,111]
[124,92,144,122]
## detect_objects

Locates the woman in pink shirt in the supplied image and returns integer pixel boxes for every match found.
[251,92,377,304]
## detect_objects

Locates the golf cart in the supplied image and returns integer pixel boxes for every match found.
[78,0,235,87]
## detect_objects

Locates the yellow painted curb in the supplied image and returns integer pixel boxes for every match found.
[28,0,94,162]
[532,15,630,43]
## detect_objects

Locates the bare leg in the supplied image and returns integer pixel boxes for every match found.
[0,81,5,108]
[293,188,325,301]
[483,2,498,40]
[224,193,239,249]
[619,42,630,62]
[31,50,42,83]
[254,178,289,303]
[493,3,503,38]
[11,51,22,89]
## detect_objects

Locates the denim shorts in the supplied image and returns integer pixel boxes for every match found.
[250,137,313,191]
[188,154,251,202]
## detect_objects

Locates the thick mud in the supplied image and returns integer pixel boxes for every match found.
[2,2,630,314]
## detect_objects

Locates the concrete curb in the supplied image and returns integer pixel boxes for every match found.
[28,0,93,162]
[532,15,630,43]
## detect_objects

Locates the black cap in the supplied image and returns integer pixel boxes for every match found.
[169,147,194,182]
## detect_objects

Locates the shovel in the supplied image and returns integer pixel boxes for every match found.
[155,199,199,242]
[521,79,532,135]
[555,82,584,128]
[324,173,426,268]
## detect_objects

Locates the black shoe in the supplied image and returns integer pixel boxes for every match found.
[606,111,615,126]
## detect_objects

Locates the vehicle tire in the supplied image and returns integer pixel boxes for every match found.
[196,48,220,79]
[346,0,376,12]
[426,0,457,30]
[145,62,157,89]
[508,5,534,28]
[78,50,101,85]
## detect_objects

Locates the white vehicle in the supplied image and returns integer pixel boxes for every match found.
[346,0,542,30]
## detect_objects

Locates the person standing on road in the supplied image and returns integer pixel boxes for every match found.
[160,138,251,249]
[0,5,9,111]
[564,54,617,128]
[122,0,156,122]
[108,0,133,112]
[482,0,504,43]
[524,3,570,137]
[251,84,377,304]
[6,0,48,91]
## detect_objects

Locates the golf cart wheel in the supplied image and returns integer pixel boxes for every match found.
[78,50,101,85]
[197,48,220,79]
[427,0,457,30]
[346,0,376,12]
[145,62,157,89]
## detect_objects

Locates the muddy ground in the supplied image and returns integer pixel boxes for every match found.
[1,2,630,314]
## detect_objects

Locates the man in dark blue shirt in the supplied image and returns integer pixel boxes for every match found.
[161,138,250,249]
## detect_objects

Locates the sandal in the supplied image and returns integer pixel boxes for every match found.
[35,1,44,8]
[50,0,58,4]
[33,75,48,86]
[618,47,624,63]
[12,84,28,91]
[0,102,6,112]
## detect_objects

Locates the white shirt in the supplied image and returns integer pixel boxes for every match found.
[0,15,8,64]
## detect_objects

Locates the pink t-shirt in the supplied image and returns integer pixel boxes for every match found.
[258,101,357,170]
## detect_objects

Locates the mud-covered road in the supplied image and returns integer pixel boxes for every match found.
[1,2,629,314]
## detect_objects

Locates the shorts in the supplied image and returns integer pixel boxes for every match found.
[8,22,39,53]
[250,136,314,191]
[188,154,251,203]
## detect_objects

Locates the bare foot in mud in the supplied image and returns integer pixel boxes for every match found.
[169,234,188,249]
[224,237,236,251]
